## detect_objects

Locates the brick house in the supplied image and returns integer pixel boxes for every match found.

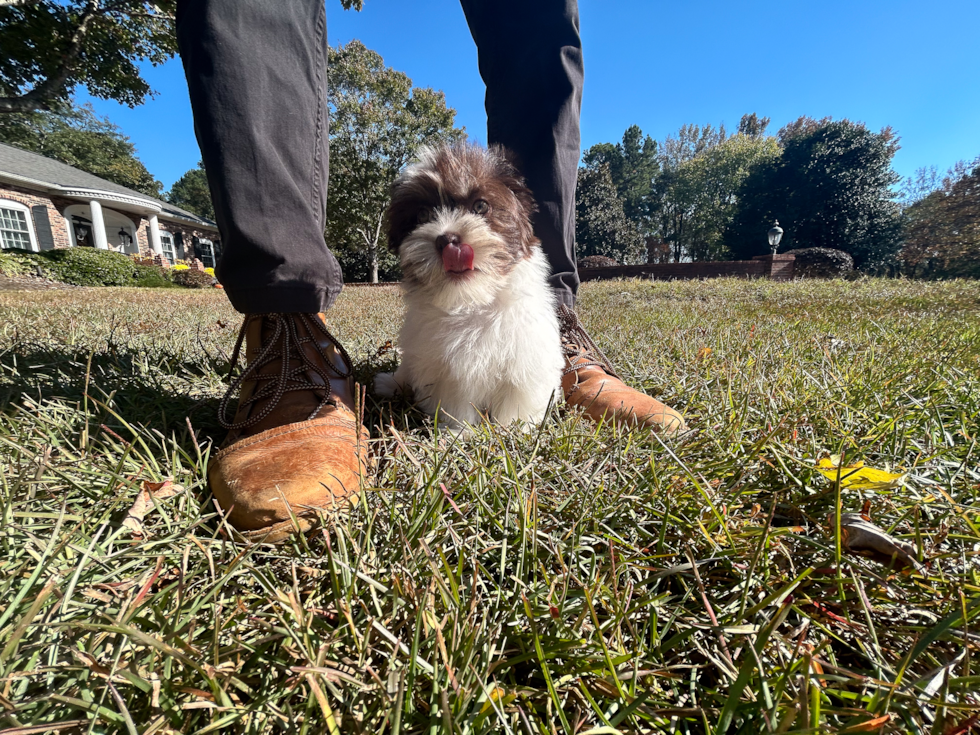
[0,142,221,267]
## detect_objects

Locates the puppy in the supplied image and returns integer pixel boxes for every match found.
[374,142,563,433]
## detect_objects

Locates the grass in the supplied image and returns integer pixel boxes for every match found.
[1,278,979,734]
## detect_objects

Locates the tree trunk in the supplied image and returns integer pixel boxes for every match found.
[369,243,379,283]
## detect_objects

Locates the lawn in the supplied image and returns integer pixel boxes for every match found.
[1,278,978,734]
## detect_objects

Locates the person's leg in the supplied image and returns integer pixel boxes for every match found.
[177,0,368,541]
[177,0,341,313]
[458,0,581,308]
[461,0,686,433]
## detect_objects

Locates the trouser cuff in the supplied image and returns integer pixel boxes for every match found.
[223,284,341,315]
[552,288,576,309]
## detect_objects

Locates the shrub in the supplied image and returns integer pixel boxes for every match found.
[172,268,214,289]
[172,264,190,271]
[578,255,620,269]
[0,249,40,277]
[134,264,177,288]
[37,248,141,286]
[784,247,855,278]
[0,248,209,288]
[204,267,215,277]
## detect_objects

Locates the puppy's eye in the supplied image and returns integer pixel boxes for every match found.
[417,208,433,224]
[472,199,490,216]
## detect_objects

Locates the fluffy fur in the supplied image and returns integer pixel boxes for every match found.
[374,142,563,432]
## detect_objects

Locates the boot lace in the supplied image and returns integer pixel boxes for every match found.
[218,313,354,430]
[557,304,619,379]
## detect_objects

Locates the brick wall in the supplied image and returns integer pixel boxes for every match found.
[579,254,795,283]
[135,222,151,255]
[152,221,221,261]
[0,183,73,249]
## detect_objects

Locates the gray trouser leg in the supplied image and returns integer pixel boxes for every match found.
[177,0,582,311]
[460,0,584,308]
[176,0,341,314]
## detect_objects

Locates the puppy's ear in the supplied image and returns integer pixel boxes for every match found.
[494,145,525,172]
[490,145,539,253]
[386,177,415,253]
[491,145,538,220]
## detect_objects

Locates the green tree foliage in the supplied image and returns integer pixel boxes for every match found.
[900,157,980,278]
[575,162,644,264]
[579,118,779,263]
[777,115,833,145]
[737,112,771,138]
[167,163,214,220]
[664,133,781,261]
[582,125,659,233]
[0,103,162,196]
[659,122,728,170]
[0,1,177,114]
[726,118,902,271]
[0,0,366,114]
[649,121,784,262]
[653,122,729,261]
[326,41,464,283]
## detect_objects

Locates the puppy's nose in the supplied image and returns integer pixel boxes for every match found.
[434,233,461,251]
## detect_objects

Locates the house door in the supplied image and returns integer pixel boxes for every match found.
[70,216,95,247]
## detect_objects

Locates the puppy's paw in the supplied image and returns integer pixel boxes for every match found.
[373,372,402,398]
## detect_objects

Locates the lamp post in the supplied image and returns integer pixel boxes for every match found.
[768,220,784,254]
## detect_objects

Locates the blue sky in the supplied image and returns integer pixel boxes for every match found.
[78,0,980,192]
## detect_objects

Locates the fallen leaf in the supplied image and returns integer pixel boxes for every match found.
[829,511,925,572]
[839,713,892,732]
[817,457,905,490]
[122,480,182,536]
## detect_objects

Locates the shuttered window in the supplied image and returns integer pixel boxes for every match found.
[160,231,177,264]
[198,238,215,268]
[0,206,33,250]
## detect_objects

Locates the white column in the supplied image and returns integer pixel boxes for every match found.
[89,200,108,250]
[148,214,163,255]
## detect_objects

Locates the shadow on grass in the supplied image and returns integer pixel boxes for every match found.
[0,342,227,447]
[0,341,429,452]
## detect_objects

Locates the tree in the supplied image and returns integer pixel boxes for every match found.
[900,157,980,278]
[653,122,728,261]
[726,119,902,271]
[0,1,177,114]
[737,112,771,138]
[666,133,781,261]
[0,102,162,196]
[0,0,366,115]
[167,163,214,220]
[582,125,659,234]
[326,41,464,283]
[777,115,832,145]
[575,162,644,264]
[659,122,727,170]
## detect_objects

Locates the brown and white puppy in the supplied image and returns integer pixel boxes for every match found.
[374,142,562,432]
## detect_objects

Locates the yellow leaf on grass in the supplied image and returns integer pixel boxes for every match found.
[479,685,517,714]
[816,457,904,489]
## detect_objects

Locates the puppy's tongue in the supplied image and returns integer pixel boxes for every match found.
[442,243,474,272]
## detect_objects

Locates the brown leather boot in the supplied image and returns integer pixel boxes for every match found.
[558,304,687,434]
[208,313,370,542]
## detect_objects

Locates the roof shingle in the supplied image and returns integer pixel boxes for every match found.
[0,142,216,228]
